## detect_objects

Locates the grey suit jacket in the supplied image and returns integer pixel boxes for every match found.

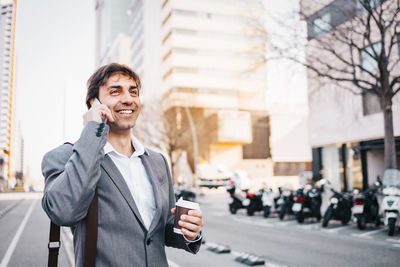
[42,121,201,267]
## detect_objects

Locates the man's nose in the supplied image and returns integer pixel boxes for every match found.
[120,90,134,103]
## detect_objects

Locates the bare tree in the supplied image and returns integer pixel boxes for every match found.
[265,0,400,170]
[133,98,184,181]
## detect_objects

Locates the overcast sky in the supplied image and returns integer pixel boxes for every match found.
[15,0,95,181]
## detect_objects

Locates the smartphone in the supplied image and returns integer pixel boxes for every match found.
[93,98,107,123]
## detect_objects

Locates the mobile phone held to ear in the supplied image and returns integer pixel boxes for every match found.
[93,98,108,123]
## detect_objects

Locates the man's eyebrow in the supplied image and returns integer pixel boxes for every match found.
[107,85,122,90]
[106,85,138,90]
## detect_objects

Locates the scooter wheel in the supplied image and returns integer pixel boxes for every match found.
[263,206,270,218]
[247,208,255,216]
[388,218,396,236]
[322,207,332,227]
[341,210,351,225]
[229,206,237,214]
[357,216,366,230]
[296,213,304,223]
[279,205,287,220]
[375,216,381,227]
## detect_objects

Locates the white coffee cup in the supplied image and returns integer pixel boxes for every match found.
[173,197,200,235]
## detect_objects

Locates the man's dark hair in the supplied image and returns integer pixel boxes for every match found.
[86,63,142,109]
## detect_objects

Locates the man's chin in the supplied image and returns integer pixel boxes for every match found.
[109,122,135,132]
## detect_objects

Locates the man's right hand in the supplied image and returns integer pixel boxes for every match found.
[83,103,114,125]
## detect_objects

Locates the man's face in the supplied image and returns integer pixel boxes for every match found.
[98,74,141,133]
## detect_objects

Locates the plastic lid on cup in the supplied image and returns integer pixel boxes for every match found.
[175,197,200,210]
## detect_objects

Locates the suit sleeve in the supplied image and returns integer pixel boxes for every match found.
[161,154,202,254]
[41,121,109,226]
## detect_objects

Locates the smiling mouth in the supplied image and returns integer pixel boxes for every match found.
[117,109,134,114]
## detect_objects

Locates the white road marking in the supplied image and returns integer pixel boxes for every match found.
[296,223,320,230]
[233,216,274,227]
[392,244,400,248]
[61,227,75,267]
[0,200,36,267]
[167,259,182,267]
[275,220,297,227]
[352,228,386,239]
[387,238,400,243]
[321,225,350,234]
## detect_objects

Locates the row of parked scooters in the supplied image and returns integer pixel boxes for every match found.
[226,171,400,236]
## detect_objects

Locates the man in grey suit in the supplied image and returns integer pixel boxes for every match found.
[42,63,203,267]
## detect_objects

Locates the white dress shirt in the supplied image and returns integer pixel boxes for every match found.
[104,134,156,230]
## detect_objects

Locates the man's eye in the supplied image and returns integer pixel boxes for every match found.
[130,90,138,95]
[110,90,119,95]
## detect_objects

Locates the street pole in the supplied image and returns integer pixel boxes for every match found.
[62,86,66,142]
[184,106,199,194]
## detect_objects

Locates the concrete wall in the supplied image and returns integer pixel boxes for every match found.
[322,145,341,192]
[367,149,384,185]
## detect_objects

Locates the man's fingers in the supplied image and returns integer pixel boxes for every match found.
[180,214,202,227]
[103,109,114,122]
[181,228,198,240]
[188,209,202,217]
[178,220,199,232]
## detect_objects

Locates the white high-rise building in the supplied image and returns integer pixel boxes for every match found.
[95,0,311,186]
[0,0,16,179]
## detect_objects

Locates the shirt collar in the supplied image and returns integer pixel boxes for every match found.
[104,134,149,158]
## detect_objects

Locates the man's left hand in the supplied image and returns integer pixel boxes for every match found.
[171,208,203,241]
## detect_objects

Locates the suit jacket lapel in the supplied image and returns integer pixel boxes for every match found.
[140,153,162,233]
[101,154,146,229]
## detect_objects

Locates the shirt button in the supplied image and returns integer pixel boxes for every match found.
[146,238,151,245]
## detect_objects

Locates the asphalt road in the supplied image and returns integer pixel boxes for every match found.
[165,189,400,267]
[0,191,399,267]
[0,192,72,267]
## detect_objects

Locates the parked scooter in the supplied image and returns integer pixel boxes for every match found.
[226,180,249,214]
[174,177,196,202]
[352,185,380,230]
[275,187,294,220]
[292,183,324,223]
[174,188,196,202]
[322,189,353,227]
[246,190,263,216]
[382,169,400,236]
[261,188,275,218]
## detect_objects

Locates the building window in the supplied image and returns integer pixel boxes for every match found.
[313,12,332,36]
[274,162,310,176]
[362,91,381,116]
[243,115,270,159]
[361,42,381,72]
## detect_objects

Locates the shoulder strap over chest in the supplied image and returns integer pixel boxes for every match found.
[47,142,98,267]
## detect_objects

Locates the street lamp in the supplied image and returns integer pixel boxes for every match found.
[183,106,199,194]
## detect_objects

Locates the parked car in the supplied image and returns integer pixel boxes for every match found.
[197,163,230,189]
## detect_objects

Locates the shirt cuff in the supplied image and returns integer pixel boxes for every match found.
[183,232,202,244]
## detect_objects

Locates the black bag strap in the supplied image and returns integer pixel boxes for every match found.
[48,221,60,267]
[84,189,98,267]
[47,191,98,267]
[47,142,98,267]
